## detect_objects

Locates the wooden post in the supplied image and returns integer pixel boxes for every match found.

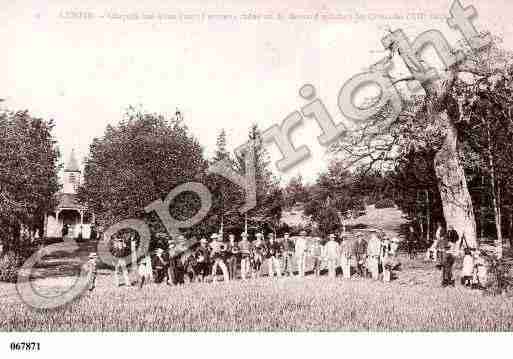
[56,210,61,238]
[80,210,84,239]
[43,212,48,239]
[131,239,138,274]
[480,174,485,241]
[426,189,430,243]
[220,214,224,239]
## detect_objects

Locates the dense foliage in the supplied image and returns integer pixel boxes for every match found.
[79,107,208,237]
[0,108,60,252]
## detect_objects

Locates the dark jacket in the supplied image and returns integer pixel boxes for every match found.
[266,241,283,258]
[195,246,211,263]
[352,239,367,260]
[152,252,169,269]
[282,238,294,254]
[112,241,130,258]
[227,242,240,258]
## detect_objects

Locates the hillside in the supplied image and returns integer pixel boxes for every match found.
[282,204,407,238]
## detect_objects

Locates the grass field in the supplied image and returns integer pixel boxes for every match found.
[1,256,513,331]
[1,206,512,331]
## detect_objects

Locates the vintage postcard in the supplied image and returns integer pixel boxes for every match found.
[1,0,512,356]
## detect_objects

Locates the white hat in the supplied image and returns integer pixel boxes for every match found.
[211,233,218,239]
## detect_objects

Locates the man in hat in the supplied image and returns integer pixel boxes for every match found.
[226,233,240,280]
[239,232,252,280]
[440,229,459,287]
[195,238,211,282]
[266,233,282,278]
[340,235,352,279]
[325,233,340,278]
[309,237,323,277]
[367,230,382,280]
[379,232,393,282]
[129,235,138,280]
[252,232,265,279]
[281,232,294,277]
[390,236,400,257]
[210,233,229,283]
[167,240,178,285]
[407,225,417,260]
[152,248,169,284]
[352,233,367,277]
[137,254,152,289]
[83,252,98,291]
[295,230,308,277]
[112,236,131,287]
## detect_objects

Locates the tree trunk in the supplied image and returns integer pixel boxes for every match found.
[485,120,502,258]
[387,36,478,248]
[509,210,513,249]
[480,174,485,240]
[434,120,478,248]
[496,183,502,258]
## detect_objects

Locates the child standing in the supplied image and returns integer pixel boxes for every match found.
[473,250,489,290]
[460,248,474,287]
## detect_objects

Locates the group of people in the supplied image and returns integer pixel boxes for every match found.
[460,248,491,289]
[83,228,406,292]
[82,221,496,292]
[168,229,403,284]
[424,222,492,288]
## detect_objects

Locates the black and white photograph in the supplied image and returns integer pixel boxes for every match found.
[1,0,513,355]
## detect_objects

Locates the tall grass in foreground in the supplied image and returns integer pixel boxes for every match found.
[1,275,513,331]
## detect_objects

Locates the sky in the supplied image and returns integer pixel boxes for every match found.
[1,0,512,184]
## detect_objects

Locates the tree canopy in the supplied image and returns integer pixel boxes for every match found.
[80,107,207,235]
[0,107,60,251]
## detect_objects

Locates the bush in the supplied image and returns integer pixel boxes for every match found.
[375,198,395,209]
[0,251,21,283]
[317,207,341,237]
[483,257,513,296]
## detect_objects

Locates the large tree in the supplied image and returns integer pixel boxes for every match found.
[80,107,207,236]
[332,32,510,248]
[205,129,244,233]
[236,124,283,233]
[304,160,363,222]
[0,107,60,252]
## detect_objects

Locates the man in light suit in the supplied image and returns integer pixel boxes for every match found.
[295,230,308,277]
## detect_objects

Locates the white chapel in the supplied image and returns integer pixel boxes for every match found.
[44,150,94,239]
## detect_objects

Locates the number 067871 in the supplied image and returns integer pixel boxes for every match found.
[10,342,41,351]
